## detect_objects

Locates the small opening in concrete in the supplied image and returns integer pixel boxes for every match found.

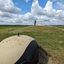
[17,33,20,37]
[15,40,49,64]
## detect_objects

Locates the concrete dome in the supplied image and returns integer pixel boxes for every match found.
[0,35,34,64]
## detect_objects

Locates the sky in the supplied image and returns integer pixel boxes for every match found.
[13,0,47,13]
[0,0,64,25]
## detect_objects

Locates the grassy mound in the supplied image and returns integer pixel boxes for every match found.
[0,25,64,64]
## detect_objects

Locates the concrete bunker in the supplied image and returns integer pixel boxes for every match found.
[0,35,39,64]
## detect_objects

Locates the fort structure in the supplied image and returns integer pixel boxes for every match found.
[0,35,39,64]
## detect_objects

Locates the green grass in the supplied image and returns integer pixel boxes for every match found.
[0,25,64,64]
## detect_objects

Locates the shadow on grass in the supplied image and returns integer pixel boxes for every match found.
[38,46,49,64]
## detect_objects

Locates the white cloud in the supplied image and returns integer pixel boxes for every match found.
[44,1,53,13]
[0,0,22,24]
[31,0,43,15]
[0,11,3,16]
[56,2,64,10]
[0,0,21,14]
[30,0,64,25]
[51,0,64,2]
[0,0,64,25]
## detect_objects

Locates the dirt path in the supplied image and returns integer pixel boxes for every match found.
[48,57,60,64]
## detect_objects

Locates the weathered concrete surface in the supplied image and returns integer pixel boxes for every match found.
[0,35,34,64]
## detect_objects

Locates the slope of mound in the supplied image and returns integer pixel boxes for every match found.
[0,26,64,64]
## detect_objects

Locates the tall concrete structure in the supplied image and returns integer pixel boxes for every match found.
[0,35,39,64]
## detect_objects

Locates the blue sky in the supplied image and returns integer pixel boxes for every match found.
[13,0,33,13]
[0,0,64,25]
[13,0,48,13]
[13,0,64,13]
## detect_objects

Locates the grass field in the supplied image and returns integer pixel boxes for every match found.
[0,25,64,64]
